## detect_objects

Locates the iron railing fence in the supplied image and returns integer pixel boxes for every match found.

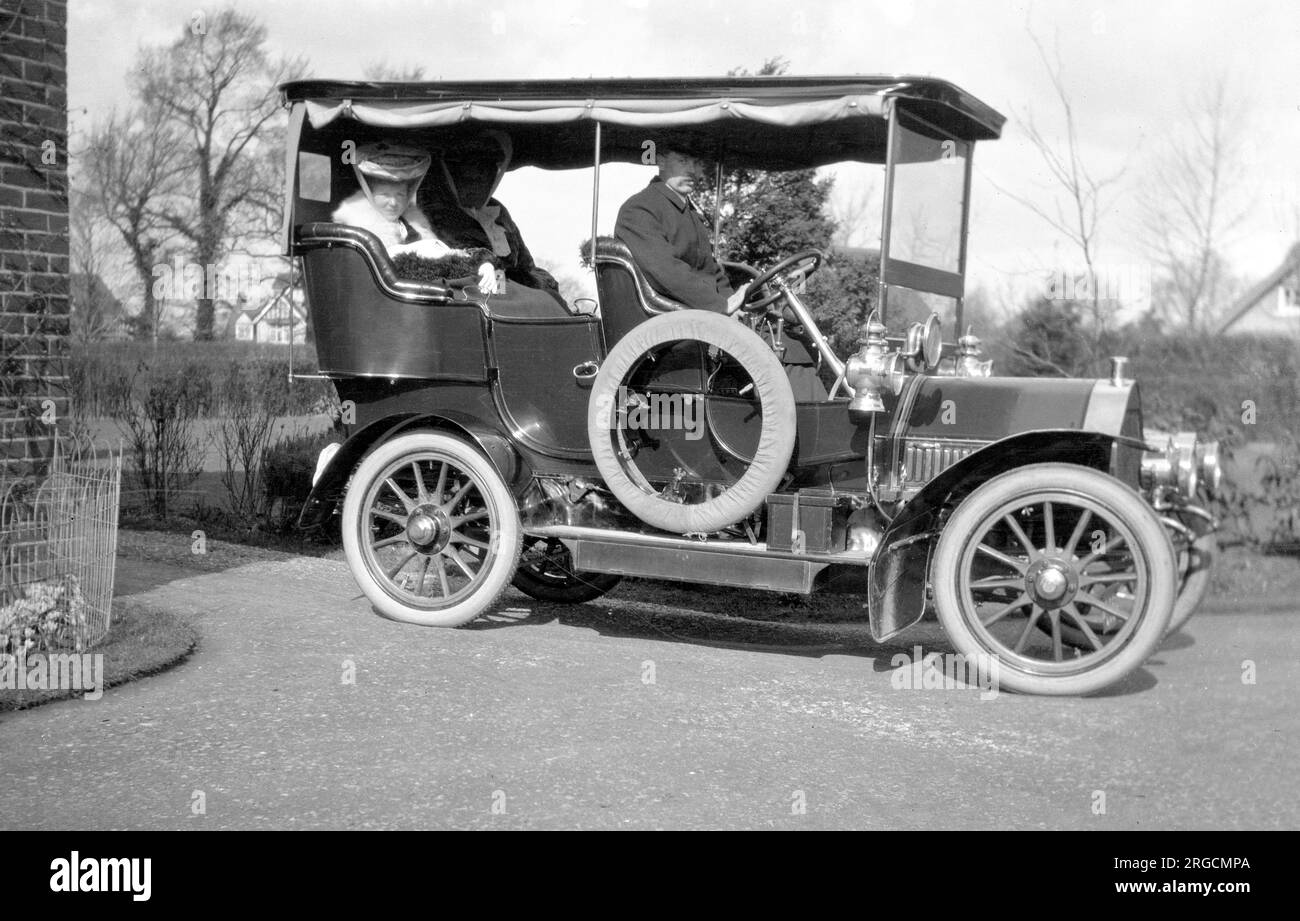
[0,439,122,654]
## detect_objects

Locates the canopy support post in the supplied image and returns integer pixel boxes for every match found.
[589,121,602,271]
[713,156,724,244]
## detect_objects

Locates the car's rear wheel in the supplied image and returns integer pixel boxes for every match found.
[932,463,1175,696]
[512,536,622,603]
[341,431,521,627]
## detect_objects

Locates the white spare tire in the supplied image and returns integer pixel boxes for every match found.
[587,309,795,534]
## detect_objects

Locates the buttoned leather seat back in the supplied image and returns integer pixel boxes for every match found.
[593,236,689,349]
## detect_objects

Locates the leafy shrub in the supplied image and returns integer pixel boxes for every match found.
[261,425,343,531]
[806,251,880,359]
[998,297,1096,378]
[0,574,89,656]
[71,341,332,418]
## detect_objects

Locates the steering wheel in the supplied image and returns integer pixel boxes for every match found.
[740,250,824,313]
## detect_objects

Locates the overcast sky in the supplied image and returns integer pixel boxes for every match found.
[68,0,1300,311]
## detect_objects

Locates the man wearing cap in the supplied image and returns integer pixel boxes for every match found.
[616,144,825,400]
[420,130,562,302]
[614,145,749,314]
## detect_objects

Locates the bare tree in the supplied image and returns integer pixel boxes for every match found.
[1267,179,1300,285]
[363,62,426,81]
[133,8,307,340]
[995,25,1129,350]
[1138,74,1251,331]
[68,187,130,345]
[828,174,880,249]
[78,107,182,343]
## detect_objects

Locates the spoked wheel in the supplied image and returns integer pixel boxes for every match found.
[341,431,521,627]
[932,463,1175,696]
[512,536,622,603]
[1051,508,1216,647]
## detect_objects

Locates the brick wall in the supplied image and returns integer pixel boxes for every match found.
[0,0,69,475]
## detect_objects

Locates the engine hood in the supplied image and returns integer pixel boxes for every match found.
[897,376,1142,443]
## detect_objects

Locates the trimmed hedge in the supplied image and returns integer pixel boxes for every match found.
[70,340,334,419]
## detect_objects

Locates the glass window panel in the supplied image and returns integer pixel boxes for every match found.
[887,120,967,275]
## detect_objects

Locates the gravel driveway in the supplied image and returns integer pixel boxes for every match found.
[0,538,1296,830]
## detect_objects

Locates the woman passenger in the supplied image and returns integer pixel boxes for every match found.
[332,141,497,292]
[420,131,563,304]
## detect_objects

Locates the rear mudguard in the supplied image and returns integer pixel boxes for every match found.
[866,428,1136,641]
[296,411,526,528]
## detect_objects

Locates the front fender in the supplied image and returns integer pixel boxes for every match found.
[296,412,526,528]
[865,428,1137,641]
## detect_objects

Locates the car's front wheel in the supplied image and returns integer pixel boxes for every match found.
[341,431,521,627]
[1164,509,1217,635]
[932,463,1175,696]
[1051,507,1216,648]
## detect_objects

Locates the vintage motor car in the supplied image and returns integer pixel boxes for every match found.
[277,75,1220,696]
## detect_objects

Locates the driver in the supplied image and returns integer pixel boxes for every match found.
[614,143,749,313]
[615,141,825,400]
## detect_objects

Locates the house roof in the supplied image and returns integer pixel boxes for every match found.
[250,287,307,327]
[1214,242,1300,334]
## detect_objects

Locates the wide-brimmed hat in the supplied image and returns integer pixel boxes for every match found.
[355,142,431,183]
[438,130,512,168]
[437,130,512,206]
[351,141,431,213]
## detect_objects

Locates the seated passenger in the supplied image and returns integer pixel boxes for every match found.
[332,141,497,292]
[615,141,827,401]
[419,130,565,305]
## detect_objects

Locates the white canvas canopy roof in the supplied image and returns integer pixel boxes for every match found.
[282,75,1004,171]
[303,93,887,131]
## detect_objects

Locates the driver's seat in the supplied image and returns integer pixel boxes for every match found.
[593,236,689,349]
[593,236,759,349]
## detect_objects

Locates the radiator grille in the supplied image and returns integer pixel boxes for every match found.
[901,440,981,485]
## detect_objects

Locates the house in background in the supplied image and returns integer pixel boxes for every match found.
[224,281,308,344]
[1214,243,1300,336]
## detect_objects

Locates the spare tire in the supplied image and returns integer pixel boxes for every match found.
[587,309,795,534]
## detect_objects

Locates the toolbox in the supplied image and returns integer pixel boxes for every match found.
[765,489,851,553]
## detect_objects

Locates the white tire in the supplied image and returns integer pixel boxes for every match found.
[587,309,795,534]
[341,431,521,627]
[932,463,1176,696]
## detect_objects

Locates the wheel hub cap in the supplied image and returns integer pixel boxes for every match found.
[405,505,450,552]
[1026,558,1077,608]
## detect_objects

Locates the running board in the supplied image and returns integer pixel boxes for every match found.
[528,524,868,594]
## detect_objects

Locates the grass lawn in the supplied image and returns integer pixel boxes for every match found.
[0,601,198,712]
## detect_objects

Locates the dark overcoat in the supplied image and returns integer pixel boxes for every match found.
[419,187,562,300]
[614,177,732,312]
[615,177,824,398]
